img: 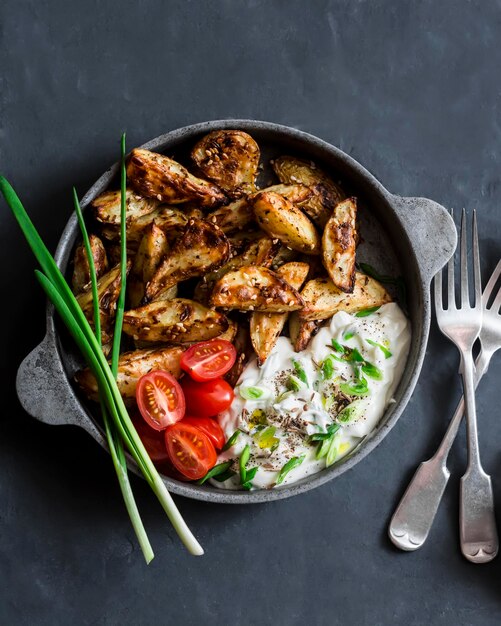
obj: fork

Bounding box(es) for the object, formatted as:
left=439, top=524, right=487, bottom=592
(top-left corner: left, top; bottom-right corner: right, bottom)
left=389, top=256, right=501, bottom=560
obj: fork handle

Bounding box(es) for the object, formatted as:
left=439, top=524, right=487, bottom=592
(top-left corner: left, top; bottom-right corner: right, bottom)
left=389, top=349, right=491, bottom=551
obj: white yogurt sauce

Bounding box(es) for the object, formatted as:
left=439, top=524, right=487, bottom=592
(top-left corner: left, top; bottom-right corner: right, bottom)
left=212, top=303, right=411, bottom=490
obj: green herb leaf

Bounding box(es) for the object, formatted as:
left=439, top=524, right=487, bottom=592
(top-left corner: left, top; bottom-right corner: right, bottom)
left=292, top=359, right=308, bottom=386
left=355, top=305, right=381, bottom=317
left=276, top=455, right=306, bottom=485
left=339, top=377, right=370, bottom=397
left=240, top=385, right=268, bottom=401
left=213, top=469, right=237, bottom=483
left=366, top=338, right=392, bottom=359
left=246, top=467, right=258, bottom=482
left=222, top=429, right=241, bottom=451
left=197, top=461, right=233, bottom=484
left=239, top=445, right=251, bottom=484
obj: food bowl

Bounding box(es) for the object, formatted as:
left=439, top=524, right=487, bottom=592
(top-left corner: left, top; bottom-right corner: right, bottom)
left=16, top=120, right=456, bottom=503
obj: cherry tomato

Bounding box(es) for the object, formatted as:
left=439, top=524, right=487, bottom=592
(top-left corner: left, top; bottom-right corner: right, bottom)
left=182, top=416, right=225, bottom=450
left=180, top=339, right=237, bottom=382
left=132, top=414, right=170, bottom=464
left=136, top=370, right=185, bottom=431
left=165, top=422, right=217, bottom=480
left=181, top=377, right=234, bottom=417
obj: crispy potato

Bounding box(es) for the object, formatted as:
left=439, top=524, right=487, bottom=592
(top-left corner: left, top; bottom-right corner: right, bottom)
left=288, top=313, right=322, bottom=352
left=145, top=219, right=231, bottom=300
left=123, top=298, right=228, bottom=343
left=253, top=183, right=312, bottom=206
left=270, top=245, right=298, bottom=270
left=191, top=130, right=260, bottom=196
left=75, top=346, right=185, bottom=402
left=129, top=223, right=170, bottom=307
left=72, top=234, right=109, bottom=293
left=127, top=148, right=227, bottom=208
left=225, top=323, right=252, bottom=387
left=76, top=262, right=131, bottom=349
left=206, top=197, right=253, bottom=234
left=272, top=156, right=345, bottom=227
left=194, top=236, right=280, bottom=303
left=250, top=262, right=309, bottom=364
left=322, top=198, right=357, bottom=293
left=251, top=191, right=320, bottom=254
left=227, top=230, right=268, bottom=255
left=92, top=188, right=159, bottom=228
left=299, top=272, right=392, bottom=321
left=211, top=266, right=305, bottom=312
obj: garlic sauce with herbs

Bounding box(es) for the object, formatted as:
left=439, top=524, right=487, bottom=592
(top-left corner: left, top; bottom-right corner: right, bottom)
left=212, top=303, right=410, bottom=490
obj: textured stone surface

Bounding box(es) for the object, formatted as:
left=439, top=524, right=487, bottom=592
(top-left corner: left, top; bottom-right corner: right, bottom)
left=2, top=1, right=501, bottom=624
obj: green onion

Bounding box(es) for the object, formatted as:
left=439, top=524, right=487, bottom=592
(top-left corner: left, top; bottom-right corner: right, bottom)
left=73, top=150, right=153, bottom=564
left=286, top=374, right=304, bottom=392
left=254, top=426, right=280, bottom=451
left=213, top=469, right=236, bottom=483
left=0, top=174, right=203, bottom=558
left=343, top=330, right=355, bottom=341
left=320, top=356, right=335, bottom=381
left=276, top=455, right=305, bottom=485
left=316, top=437, right=332, bottom=459
left=239, top=385, right=268, bottom=401
left=339, top=377, right=369, bottom=397
left=309, top=423, right=341, bottom=442
left=292, top=359, right=308, bottom=386
left=358, top=262, right=407, bottom=307
left=197, top=461, right=233, bottom=484
left=222, top=429, right=241, bottom=451
left=366, top=338, right=392, bottom=359
left=239, top=445, right=251, bottom=484
left=331, top=339, right=344, bottom=353
left=336, top=400, right=364, bottom=424
left=325, top=437, right=339, bottom=467
left=361, top=361, right=383, bottom=381
left=355, top=306, right=381, bottom=317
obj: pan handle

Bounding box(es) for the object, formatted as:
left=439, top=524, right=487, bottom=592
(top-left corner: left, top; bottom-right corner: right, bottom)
left=391, top=195, right=457, bottom=282
left=16, top=333, right=105, bottom=444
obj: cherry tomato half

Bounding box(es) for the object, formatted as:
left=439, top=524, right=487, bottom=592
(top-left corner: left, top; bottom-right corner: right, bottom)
left=180, top=339, right=237, bottom=382
left=181, top=377, right=235, bottom=417
left=182, top=416, right=225, bottom=450
left=165, top=422, right=217, bottom=480
left=136, top=370, right=185, bottom=431
left=132, top=414, right=170, bottom=464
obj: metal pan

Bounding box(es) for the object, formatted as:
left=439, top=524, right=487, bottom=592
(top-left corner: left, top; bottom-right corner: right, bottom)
left=16, top=120, right=456, bottom=503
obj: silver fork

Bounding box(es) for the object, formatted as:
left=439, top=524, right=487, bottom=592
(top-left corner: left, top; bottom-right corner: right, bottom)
left=389, top=257, right=501, bottom=559
left=389, top=210, right=498, bottom=563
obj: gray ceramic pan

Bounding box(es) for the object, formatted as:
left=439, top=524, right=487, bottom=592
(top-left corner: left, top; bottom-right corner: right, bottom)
left=16, top=120, right=456, bottom=504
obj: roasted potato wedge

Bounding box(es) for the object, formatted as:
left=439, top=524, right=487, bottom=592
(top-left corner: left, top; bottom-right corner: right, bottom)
left=211, top=266, right=305, bottom=312
left=145, top=219, right=231, bottom=300
left=206, top=197, right=253, bottom=234
left=251, top=191, right=320, bottom=254
left=191, top=130, right=260, bottom=196
left=72, top=234, right=109, bottom=293
left=75, top=346, right=185, bottom=402
left=92, top=188, right=159, bottom=228
left=250, top=262, right=309, bottom=364
left=322, top=197, right=357, bottom=293
left=254, top=183, right=312, bottom=206
left=270, top=245, right=298, bottom=270
left=225, top=323, right=252, bottom=387
left=227, top=230, right=268, bottom=255
left=76, top=262, right=131, bottom=349
left=194, top=236, right=280, bottom=304
left=272, top=156, right=345, bottom=227
left=288, top=313, right=322, bottom=352
left=99, top=206, right=189, bottom=246
left=299, top=272, right=392, bottom=321
left=129, top=223, right=170, bottom=307
left=123, top=298, right=229, bottom=343
left=127, top=148, right=227, bottom=208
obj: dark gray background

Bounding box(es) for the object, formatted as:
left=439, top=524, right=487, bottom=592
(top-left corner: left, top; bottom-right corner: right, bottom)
left=1, top=1, right=501, bottom=624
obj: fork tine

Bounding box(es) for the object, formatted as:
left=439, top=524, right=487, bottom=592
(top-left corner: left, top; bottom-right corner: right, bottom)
left=460, top=208, right=470, bottom=307
left=447, top=209, right=456, bottom=309
left=434, top=267, right=443, bottom=311
left=472, top=210, right=482, bottom=308
left=482, top=259, right=501, bottom=306
left=490, top=284, right=501, bottom=313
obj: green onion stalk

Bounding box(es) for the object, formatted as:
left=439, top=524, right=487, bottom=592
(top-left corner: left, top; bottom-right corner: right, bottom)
left=0, top=138, right=203, bottom=560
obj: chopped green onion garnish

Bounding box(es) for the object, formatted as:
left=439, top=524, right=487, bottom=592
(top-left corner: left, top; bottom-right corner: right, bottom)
left=321, top=356, right=335, bottom=381
left=361, top=361, right=383, bottom=381
left=339, top=377, right=369, bottom=397
left=331, top=339, right=344, bottom=353
left=276, top=455, right=305, bottom=485
left=239, top=445, right=251, bottom=484
left=213, top=469, right=237, bottom=483
left=355, top=306, right=381, bottom=317
left=255, top=426, right=280, bottom=451
left=197, top=461, right=233, bottom=484
left=239, top=385, right=268, bottom=401
left=286, top=374, right=305, bottom=392
left=292, top=359, right=308, bottom=386
left=222, top=429, right=241, bottom=451
left=336, top=400, right=364, bottom=424
left=366, top=338, right=392, bottom=359
left=326, top=437, right=339, bottom=467
left=343, top=330, right=355, bottom=341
